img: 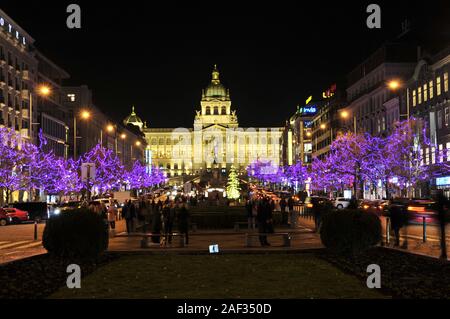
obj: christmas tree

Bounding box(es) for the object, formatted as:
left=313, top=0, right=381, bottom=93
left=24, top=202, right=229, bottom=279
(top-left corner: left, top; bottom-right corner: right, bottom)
left=226, top=165, right=241, bottom=200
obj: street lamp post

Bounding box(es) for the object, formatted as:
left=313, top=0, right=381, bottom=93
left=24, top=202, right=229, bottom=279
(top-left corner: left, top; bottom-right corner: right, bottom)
left=74, top=110, right=91, bottom=159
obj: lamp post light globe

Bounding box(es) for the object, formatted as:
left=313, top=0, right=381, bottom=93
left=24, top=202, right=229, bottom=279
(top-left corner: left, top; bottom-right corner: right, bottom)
left=37, top=84, right=51, bottom=97
left=80, top=110, right=91, bottom=120
left=388, top=80, right=400, bottom=90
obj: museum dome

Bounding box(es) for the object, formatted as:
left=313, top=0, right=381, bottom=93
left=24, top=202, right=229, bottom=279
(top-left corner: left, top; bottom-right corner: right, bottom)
left=204, top=65, right=229, bottom=99
left=123, top=105, right=144, bottom=131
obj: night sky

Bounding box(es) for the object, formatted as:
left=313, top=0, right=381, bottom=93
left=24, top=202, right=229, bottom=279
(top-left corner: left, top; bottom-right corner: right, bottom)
left=2, top=1, right=450, bottom=128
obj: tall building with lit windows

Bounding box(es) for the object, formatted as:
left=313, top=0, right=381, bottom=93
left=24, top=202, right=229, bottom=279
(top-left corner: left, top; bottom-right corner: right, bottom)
left=406, top=45, right=450, bottom=197
left=0, top=9, right=38, bottom=144
left=127, top=65, right=283, bottom=179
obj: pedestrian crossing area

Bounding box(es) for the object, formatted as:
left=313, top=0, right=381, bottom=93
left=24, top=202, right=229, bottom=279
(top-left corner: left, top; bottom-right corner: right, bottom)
left=0, top=240, right=42, bottom=250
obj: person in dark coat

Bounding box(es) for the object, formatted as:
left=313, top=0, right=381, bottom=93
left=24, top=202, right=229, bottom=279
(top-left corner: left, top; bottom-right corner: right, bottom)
left=256, top=198, right=272, bottom=246
left=245, top=199, right=255, bottom=230
left=162, top=202, right=175, bottom=244
left=151, top=204, right=162, bottom=243
left=124, top=200, right=136, bottom=234
left=279, top=198, right=288, bottom=225
left=177, top=202, right=190, bottom=245
left=389, top=201, right=406, bottom=247
left=432, top=190, right=448, bottom=259
left=287, top=196, right=296, bottom=228
left=122, top=201, right=130, bottom=233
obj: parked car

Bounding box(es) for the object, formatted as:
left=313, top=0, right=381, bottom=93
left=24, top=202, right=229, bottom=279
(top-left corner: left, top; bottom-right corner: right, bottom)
left=11, top=202, right=47, bottom=221
left=0, top=209, right=13, bottom=226
left=334, top=197, right=351, bottom=209
left=3, top=208, right=29, bottom=223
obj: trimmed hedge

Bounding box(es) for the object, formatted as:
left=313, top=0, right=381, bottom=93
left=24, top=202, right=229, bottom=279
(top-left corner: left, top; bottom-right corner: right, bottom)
left=320, top=209, right=381, bottom=255
left=43, top=209, right=108, bottom=260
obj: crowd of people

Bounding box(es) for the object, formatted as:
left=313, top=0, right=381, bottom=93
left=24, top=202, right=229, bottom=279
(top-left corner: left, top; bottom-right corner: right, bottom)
left=85, top=196, right=191, bottom=246
left=245, top=193, right=299, bottom=246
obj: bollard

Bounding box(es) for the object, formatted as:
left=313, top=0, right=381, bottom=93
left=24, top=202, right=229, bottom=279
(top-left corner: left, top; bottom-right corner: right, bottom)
left=422, top=216, right=427, bottom=243
left=386, top=217, right=390, bottom=244
left=34, top=220, right=38, bottom=241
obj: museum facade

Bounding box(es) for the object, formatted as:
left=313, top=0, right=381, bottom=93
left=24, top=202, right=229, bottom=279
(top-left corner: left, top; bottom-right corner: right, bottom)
left=124, top=66, right=283, bottom=178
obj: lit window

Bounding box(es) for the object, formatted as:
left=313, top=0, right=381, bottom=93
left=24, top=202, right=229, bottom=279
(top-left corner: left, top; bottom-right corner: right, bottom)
left=418, top=87, right=422, bottom=104
left=429, top=80, right=434, bottom=99
left=67, top=94, right=76, bottom=102
left=423, top=84, right=428, bottom=101
left=412, top=90, right=416, bottom=106
left=437, top=77, right=442, bottom=96
left=445, top=72, right=448, bottom=92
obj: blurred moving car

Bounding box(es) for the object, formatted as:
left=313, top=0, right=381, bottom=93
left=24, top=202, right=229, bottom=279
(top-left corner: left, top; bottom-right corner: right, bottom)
left=0, top=209, right=13, bottom=226
left=304, top=196, right=333, bottom=215
left=334, top=197, right=351, bottom=209
left=50, top=201, right=82, bottom=216
left=359, top=199, right=388, bottom=215
left=382, top=198, right=443, bottom=223
left=2, top=208, right=29, bottom=223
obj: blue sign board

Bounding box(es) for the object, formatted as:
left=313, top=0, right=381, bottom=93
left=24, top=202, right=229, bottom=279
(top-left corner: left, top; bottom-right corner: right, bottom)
left=299, top=105, right=317, bottom=115
left=436, top=176, right=450, bottom=186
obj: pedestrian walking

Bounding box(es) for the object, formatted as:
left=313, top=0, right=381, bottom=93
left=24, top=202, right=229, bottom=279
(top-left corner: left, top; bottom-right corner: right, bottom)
left=279, top=197, right=288, bottom=225
left=162, top=202, right=174, bottom=244
left=256, top=198, right=272, bottom=246
left=287, top=196, right=296, bottom=228
left=107, top=204, right=118, bottom=235
left=245, top=199, right=255, bottom=230
left=151, top=203, right=162, bottom=244
left=124, top=200, right=136, bottom=234
left=177, top=202, right=190, bottom=245
left=432, top=190, right=448, bottom=259
left=389, top=201, right=406, bottom=247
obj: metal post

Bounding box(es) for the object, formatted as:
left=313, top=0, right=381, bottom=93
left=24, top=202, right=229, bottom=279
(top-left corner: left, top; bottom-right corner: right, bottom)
left=386, top=217, right=390, bottom=244
left=34, top=220, right=38, bottom=241
left=73, top=117, right=77, bottom=159
left=422, top=216, right=427, bottom=243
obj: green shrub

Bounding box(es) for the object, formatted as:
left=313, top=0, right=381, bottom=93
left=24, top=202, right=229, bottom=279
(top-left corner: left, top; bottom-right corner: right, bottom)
left=43, top=209, right=108, bottom=259
left=320, top=209, right=381, bottom=255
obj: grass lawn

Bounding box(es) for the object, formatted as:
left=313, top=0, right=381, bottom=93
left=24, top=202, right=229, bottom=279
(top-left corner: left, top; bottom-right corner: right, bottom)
left=50, top=253, right=389, bottom=299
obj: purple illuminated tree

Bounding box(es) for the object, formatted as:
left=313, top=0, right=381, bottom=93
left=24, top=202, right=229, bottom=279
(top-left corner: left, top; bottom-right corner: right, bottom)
left=327, top=132, right=369, bottom=199
left=125, top=160, right=153, bottom=190
left=285, top=160, right=308, bottom=190
left=0, top=128, right=24, bottom=204
left=79, top=144, right=124, bottom=196
left=386, top=118, right=448, bottom=198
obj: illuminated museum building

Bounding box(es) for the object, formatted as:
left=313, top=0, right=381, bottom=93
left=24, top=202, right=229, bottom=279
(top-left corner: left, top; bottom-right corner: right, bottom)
left=124, top=66, right=283, bottom=177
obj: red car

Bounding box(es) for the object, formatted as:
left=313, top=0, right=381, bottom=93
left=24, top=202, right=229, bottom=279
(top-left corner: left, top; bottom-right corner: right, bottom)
left=3, top=208, right=29, bottom=223
left=0, top=209, right=12, bottom=226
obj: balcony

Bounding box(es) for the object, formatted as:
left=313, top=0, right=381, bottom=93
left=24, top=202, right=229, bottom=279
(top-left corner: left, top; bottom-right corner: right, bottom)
left=20, top=128, right=29, bottom=138
left=21, top=89, right=29, bottom=100
left=22, top=70, right=29, bottom=80
left=21, top=108, right=29, bottom=118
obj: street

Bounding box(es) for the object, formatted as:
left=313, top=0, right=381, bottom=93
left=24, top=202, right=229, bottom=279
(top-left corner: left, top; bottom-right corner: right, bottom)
left=0, top=222, right=46, bottom=264
left=297, top=213, right=450, bottom=259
